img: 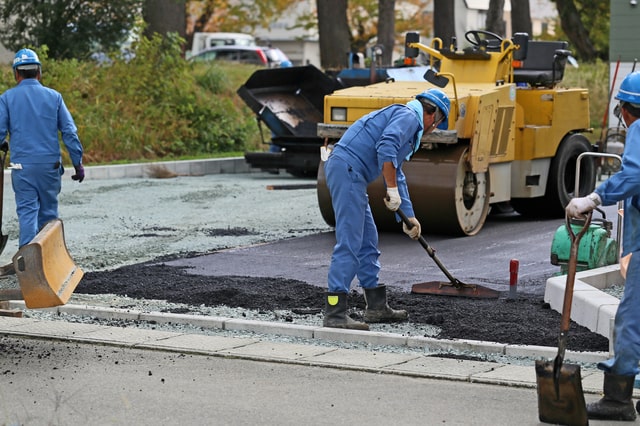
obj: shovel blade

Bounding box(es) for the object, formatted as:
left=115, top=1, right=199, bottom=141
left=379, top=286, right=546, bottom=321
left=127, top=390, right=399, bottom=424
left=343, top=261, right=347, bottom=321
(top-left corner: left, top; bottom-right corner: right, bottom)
left=535, top=359, right=588, bottom=426
left=13, top=219, right=83, bottom=309
left=0, top=234, right=7, bottom=257
left=411, top=281, right=500, bottom=299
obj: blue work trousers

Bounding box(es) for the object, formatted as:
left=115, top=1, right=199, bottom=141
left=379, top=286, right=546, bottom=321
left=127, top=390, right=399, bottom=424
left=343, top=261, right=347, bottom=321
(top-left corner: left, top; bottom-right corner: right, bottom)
left=325, top=156, right=380, bottom=293
left=11, top=163, right=62, bottom=247
left=598, top=249, right=640, bottom=376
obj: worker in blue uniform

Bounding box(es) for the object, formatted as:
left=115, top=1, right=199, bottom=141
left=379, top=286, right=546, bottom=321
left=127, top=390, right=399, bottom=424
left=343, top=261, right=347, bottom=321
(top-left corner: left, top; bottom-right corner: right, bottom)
left=0, top=48, right=85, bottom=248
left=566, top=71, right=640, bottom=421
left=323, top=88, right=450, bottom=330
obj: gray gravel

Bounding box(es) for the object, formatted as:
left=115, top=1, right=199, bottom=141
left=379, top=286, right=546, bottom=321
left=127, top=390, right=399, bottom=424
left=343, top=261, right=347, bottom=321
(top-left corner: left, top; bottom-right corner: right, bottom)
left=0, top=170, right=331, bottom=270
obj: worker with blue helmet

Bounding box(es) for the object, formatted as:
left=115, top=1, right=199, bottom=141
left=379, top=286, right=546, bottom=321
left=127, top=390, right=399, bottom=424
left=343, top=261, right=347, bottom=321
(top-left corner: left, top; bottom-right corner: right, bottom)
left=567, top=71, right=640, bottom=420
left=0, top=48, right=85, bottom=247
left=323, top=88, right=450, bottom=330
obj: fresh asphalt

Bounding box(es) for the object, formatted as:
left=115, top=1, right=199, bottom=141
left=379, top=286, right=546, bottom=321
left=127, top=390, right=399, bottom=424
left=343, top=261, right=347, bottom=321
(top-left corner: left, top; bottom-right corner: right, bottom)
left=0, top=158, right=626, bottom=425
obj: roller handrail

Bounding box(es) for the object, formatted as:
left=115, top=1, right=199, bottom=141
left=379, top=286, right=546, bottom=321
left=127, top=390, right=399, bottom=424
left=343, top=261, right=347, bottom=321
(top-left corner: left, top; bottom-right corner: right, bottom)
left=574, top=151, right=623, bottom=261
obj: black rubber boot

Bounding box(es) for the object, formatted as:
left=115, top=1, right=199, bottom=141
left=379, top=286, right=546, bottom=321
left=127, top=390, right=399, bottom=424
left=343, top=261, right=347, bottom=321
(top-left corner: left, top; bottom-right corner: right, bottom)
left=587, top=372, right=636, bottom=421
left=323, top=292, right=369, bottom=330
left=363, top=285, right=408, bottom=323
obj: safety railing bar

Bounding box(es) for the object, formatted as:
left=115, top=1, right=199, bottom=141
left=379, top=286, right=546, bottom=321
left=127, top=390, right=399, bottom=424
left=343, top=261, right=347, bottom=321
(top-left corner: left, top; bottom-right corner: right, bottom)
left=575, top=151, right=623, bottom=262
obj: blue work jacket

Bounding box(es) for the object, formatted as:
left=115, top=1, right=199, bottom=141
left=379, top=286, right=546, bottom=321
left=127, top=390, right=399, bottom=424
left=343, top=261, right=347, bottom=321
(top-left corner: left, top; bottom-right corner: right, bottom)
left=330, top=103, right=423, bottom=217
left=0, top=79, right=83, bottom=165
left=596, top=119, right=640, bottom=255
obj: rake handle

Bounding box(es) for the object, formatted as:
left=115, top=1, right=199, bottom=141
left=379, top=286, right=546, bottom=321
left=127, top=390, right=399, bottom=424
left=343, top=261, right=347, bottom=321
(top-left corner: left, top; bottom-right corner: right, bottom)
left=396, top=208, right=463, bottom=287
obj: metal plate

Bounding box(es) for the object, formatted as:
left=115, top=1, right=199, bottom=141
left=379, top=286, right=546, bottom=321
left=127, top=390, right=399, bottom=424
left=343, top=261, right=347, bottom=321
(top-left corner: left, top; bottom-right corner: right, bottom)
left=411, top=281, right=500, bottom=299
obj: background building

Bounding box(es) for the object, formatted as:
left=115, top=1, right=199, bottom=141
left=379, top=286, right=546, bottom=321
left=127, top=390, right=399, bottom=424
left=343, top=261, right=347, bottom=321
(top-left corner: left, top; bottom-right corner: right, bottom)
left=608, top=0, right=640, bottom=127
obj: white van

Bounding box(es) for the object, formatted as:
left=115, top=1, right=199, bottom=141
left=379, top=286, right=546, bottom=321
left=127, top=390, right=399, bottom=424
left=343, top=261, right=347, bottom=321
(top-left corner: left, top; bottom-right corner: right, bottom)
left=190, top=32, right=256, bottom=57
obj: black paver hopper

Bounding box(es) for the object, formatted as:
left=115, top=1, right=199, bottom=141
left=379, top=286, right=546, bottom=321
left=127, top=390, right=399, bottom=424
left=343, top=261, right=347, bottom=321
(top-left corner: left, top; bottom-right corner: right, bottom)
left=238, top=65, right=343, bottom=177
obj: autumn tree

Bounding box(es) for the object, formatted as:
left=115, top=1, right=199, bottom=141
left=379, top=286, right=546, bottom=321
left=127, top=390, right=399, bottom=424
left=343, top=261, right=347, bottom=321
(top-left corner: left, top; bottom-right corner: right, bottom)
left=185, top=0, right=430, bottom=69
left=0, top=0, right=143, bottom=60
left=185, top=0, right=298, bottom=49
left=338, top=0, right=432, bottom=68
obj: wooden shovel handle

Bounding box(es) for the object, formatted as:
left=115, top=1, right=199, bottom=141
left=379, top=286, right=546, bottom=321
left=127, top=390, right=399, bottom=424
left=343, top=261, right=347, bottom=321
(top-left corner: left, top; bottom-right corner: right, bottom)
left=560, top=211, right=593, bottom=333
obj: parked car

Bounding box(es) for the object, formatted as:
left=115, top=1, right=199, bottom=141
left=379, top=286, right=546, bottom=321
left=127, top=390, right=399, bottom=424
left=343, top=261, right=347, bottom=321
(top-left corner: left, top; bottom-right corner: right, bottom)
left=189, top=46, right=292, bottom=68
left=190, top=32, right=256, bottom=57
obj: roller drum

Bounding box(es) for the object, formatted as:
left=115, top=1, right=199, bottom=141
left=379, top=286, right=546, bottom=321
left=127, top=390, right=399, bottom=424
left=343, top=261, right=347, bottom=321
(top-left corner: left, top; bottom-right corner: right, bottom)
left=317, top=145, right=490, bottom=236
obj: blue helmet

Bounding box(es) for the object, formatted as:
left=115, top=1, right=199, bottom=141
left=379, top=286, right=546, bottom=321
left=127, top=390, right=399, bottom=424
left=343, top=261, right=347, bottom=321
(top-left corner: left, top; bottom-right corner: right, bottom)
left=616, top=72, right=640, bottom=107
left=416, top=88, right=450, bottom=130
left=13, top=48, right=41, bottom=71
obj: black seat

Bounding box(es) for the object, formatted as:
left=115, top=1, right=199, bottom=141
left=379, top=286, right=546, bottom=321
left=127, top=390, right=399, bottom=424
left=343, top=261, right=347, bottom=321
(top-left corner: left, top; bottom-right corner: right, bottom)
left=513, top=41, right=571, bottom=87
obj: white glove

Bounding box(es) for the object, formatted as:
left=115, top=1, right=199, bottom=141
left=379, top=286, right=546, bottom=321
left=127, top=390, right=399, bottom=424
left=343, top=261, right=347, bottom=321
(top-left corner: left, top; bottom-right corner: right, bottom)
left=403, top=217, right=421, bottom=240
left=384, top=187, right=401, bottom=211
left=565, top=193, right=601, bottom=218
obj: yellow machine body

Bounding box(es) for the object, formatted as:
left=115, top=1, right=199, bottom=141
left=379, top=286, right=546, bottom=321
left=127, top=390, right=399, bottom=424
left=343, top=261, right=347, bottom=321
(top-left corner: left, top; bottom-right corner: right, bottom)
left=317, top=32, right=595, bottom=235
left=13, top=219, right=83, bottom=309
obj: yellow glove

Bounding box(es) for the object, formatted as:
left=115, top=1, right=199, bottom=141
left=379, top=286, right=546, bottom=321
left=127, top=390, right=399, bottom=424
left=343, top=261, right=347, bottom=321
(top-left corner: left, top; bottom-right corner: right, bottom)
left=402, top=217, right=421, bottom=240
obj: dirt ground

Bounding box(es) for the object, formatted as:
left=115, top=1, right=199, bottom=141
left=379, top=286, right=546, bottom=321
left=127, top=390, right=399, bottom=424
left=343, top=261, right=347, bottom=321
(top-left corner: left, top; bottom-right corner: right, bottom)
left=77, top=261, right=610, bottom=353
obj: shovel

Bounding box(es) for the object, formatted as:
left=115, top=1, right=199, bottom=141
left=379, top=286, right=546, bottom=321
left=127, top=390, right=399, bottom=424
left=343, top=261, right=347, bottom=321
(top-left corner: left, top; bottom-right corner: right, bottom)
left=396, top=208, right=500, bottom=298
left=535, top=211, right=592, bottom=426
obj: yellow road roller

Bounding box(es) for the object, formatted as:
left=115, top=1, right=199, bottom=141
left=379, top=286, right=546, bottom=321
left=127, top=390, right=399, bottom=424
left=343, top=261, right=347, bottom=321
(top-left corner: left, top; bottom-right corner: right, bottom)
left=317, top=31, right=596, bottom=236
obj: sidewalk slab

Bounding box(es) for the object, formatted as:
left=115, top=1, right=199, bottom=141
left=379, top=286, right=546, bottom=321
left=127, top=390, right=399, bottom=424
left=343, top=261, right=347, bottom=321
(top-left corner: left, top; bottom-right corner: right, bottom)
left=472, top=364, right=537, bottom=387
left=4, top=318, right=109, bottom=338
left=305, top=347, right=422, bottom=369
left=219, top=340, right=337, bottom=361
left=77, top=326, right=182, bottom=345
left=146, top=333, right=261, bottom=353
left=385, top=355, right=499, bottom=380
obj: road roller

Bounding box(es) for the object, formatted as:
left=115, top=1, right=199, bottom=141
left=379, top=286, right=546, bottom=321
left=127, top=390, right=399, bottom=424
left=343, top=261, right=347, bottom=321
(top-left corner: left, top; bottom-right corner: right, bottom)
left=317, top=30, right=596, bottom=236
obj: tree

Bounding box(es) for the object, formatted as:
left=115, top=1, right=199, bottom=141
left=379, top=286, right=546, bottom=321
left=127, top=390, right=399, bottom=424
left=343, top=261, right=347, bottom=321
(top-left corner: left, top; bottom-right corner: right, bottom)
left=143, top=0, right=186, bottom=41
left=0, top=0, right=143, bottom=60
left=433, top=0, right=454, bottom=43
left=510, top=0, right=532, bottom=36
left=553, top=0, right=601, bottom=61
left=485, top=0, right=505, bottom=36
left=185, top=0, right=298, bottom=56
left=317, top=0, right=351, bottom=69
left=377, top=0, right=395, bottom=66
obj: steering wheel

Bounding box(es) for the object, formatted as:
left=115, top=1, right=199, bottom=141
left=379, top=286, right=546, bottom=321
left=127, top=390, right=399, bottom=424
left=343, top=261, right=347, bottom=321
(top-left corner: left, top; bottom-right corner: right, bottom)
left=465, top=30, right=503, bottom=50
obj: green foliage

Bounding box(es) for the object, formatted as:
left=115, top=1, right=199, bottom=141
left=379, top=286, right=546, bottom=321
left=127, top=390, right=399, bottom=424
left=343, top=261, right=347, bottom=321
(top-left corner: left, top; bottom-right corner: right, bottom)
left=549, top=0, right=609, bottom=61
left=562, top=59, right=610, bottom=139
left=0, top=33, right=261, bottom=164
left=0, top=0, right=143, bottom=60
